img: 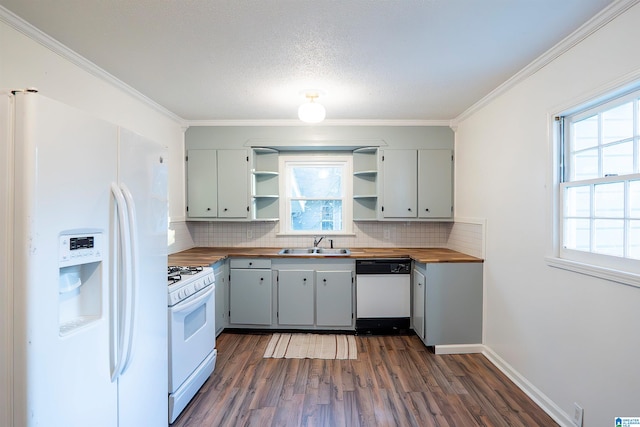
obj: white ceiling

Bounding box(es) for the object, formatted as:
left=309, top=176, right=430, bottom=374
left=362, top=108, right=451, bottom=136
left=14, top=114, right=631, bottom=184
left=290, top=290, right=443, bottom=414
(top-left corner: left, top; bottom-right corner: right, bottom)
left=0, top=0, right=615, bottom=122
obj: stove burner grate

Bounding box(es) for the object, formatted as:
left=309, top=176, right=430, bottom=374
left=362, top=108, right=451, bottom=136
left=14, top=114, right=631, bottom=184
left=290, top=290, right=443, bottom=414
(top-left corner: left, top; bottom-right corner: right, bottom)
left=167, top=265, right=205, bottom=285
left=168, top=265, right=203, bottom=275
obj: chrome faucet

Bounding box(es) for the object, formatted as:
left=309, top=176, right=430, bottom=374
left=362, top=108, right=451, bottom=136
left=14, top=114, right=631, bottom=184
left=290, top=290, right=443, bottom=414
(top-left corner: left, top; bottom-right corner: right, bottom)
left=313, top=235, right=325, bottom=247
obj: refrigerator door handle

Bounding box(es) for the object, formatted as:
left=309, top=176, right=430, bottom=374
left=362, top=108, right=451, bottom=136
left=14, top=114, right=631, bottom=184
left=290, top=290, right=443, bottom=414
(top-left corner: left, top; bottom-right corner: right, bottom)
left=119, top=183, right=138, bottom=374
left=110, top=183, right=133, bottom=382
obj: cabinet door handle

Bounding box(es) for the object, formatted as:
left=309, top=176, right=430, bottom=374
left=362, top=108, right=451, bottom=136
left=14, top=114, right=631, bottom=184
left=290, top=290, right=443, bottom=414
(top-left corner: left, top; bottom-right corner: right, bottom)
left=224, top=208, right=228, bottom=211
left=408, top=208, right=412, bottom=211
left=425, top=208, right=430, bottom=212
left=206, top=207, right=211, bottom=211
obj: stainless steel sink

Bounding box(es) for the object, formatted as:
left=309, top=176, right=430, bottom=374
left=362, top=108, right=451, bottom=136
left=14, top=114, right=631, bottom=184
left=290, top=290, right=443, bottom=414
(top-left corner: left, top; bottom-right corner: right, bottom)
left=314, top=248, right=350, bottom=255
left=278, top=248, right=317, bottom=255
left=278, top=248, right=351, bottom=256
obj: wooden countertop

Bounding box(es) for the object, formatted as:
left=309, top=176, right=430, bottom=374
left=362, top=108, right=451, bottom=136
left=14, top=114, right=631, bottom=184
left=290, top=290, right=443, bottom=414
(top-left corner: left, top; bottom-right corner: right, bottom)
left=168, top=247, right=483, bottom=266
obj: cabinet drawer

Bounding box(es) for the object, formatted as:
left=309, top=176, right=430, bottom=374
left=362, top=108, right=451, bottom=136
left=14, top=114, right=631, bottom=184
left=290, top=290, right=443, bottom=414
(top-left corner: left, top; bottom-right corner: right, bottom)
left=229, top=258, right=271, bottom=269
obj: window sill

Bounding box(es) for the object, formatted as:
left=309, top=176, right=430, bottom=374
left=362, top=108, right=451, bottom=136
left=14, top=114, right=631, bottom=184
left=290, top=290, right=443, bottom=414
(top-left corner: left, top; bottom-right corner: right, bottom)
left=545, top=256, right=640, bottom=289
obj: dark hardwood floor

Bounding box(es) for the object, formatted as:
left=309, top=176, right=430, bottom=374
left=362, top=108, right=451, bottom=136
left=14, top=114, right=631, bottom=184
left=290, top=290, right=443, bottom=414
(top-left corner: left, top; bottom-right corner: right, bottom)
left=171, top=332, right=558, bottom=427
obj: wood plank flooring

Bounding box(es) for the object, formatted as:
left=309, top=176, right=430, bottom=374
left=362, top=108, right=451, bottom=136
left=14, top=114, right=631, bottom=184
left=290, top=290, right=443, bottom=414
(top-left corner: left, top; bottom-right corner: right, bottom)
left=171, top=332, right=558, bottom=427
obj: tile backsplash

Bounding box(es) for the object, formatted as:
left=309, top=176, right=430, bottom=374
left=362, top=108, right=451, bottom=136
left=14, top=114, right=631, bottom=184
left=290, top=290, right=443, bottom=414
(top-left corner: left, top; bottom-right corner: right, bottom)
left=170, top=219, right=484, bottom=258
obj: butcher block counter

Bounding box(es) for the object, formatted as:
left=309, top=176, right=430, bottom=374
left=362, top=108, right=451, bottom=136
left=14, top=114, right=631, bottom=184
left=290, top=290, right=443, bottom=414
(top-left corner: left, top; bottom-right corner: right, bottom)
left=168, top=247, right=482, bottom=266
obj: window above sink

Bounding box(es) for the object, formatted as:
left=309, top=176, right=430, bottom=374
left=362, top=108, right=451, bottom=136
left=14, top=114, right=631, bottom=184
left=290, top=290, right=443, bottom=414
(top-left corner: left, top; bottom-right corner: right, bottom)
left=279, top=153, right=353, bottom=235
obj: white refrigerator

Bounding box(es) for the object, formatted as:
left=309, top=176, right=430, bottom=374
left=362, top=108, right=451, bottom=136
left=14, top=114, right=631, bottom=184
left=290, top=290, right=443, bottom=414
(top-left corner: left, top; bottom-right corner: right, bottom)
left=0, top=91, right=169, bottom=426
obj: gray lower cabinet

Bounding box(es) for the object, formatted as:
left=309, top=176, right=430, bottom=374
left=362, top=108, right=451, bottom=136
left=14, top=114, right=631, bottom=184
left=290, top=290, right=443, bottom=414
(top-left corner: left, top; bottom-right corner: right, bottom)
left=213, top=260, right=228, bottom=335
left=229, top=259, right=272, bottom=325
left=316, top=271, right=353, bottom=327
left=414, top=262, right=483, bottom=346
left=277, top=270, right=314, bottom=325
left=274, top=259, right=355, bottom=330
left=412, top=269, right=426, bottom=341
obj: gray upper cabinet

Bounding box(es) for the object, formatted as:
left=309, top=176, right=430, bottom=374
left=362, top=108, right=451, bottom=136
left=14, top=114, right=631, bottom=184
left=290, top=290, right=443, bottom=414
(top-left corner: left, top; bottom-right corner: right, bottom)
left=186, top=149, right=249, bottom=220
left=381, top=149, right=418, bottom=218
left=186, top=149, right=218, bottom=218
left=217, top=150, right=249, bottom=218
left=418, top=149, right=453, bottom=219
left=380, top=149, right=453, bottom=221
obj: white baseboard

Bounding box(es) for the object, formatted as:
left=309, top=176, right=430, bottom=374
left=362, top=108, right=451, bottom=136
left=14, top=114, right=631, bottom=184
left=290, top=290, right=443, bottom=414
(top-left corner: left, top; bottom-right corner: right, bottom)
left=434, top=343, right=484, bottom=354
left=482, top=346, right=574, bottom=427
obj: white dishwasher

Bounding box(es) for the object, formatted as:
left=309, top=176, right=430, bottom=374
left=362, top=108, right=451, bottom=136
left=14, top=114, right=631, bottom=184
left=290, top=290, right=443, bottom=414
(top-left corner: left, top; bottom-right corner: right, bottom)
left=355, top=259, right=411, bottom=334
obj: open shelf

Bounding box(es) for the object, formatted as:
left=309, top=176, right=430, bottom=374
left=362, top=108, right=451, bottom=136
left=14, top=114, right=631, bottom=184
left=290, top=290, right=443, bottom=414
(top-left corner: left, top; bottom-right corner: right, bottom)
left=251, top=148, right=280, bottom=220
left=353, top=147, right=379, bottom=220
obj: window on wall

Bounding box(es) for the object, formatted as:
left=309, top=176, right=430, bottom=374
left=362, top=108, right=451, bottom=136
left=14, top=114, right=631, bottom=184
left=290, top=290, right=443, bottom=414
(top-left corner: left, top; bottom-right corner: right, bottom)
left=279, top=154, right=353, bottom=234
left=559, top=88, right=640, bottom=275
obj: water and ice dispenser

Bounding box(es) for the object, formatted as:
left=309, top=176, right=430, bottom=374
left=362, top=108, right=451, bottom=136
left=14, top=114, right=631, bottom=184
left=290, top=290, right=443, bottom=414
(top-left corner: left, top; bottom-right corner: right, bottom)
left=58, top=231, right=103, bottom=336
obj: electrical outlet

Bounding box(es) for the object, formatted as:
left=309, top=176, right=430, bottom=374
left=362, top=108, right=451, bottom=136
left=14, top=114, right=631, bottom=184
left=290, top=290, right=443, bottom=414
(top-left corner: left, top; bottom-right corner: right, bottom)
left=573, top=403, right=583, bottom=427
left=246, top=229, right=253, bottom=239
left=383, top=228, right=390, bottom=240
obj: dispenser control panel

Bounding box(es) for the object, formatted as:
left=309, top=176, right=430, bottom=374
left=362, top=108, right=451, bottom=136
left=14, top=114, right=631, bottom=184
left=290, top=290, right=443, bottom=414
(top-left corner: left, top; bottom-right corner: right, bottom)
left=59, top=232, right=103, bottom=267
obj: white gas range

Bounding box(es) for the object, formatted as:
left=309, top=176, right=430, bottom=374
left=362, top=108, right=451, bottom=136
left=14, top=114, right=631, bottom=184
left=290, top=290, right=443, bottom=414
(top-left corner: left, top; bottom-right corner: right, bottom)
left=167, top=266, right=217, bottom=424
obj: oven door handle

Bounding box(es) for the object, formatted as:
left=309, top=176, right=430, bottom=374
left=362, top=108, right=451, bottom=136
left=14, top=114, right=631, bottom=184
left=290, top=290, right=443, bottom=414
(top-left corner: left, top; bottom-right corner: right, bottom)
left=171, top=285, right=214, bottom=316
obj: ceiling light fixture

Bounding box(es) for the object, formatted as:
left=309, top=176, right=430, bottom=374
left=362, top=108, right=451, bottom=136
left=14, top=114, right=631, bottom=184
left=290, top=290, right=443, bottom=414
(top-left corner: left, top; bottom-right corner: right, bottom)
left=298, top=91, right=326, bottom=123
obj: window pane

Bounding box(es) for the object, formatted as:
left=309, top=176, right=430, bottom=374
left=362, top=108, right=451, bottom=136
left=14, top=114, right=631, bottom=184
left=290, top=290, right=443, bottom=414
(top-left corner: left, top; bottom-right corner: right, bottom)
left=564, top=218, right=590, bottom=251
left=602, top=141, right=633, bottom=176
left=572, top=115, right=598, bottom=150
left=630, top=180, right=640, bottom=218
left=289, top=166, right=342, bottom=198
left=572, top=148, right=598, bottom=180
left=290, top=200, right=343, bottom=231
left=602, top=102, right=633, bottom=144
left=593, top=219, right=624, bottom=256
left=565, top=186, right=590, bottom=217
left=628, top=220, right=640, bottom=259
left=594, top=182, right=624, bottom=218
left=562, top=92, right=640, bottom=268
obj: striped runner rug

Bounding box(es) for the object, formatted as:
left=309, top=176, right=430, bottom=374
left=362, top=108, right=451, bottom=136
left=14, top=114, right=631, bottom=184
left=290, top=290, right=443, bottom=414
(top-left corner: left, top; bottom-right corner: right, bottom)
left=263, top=333, right=357, bottom=360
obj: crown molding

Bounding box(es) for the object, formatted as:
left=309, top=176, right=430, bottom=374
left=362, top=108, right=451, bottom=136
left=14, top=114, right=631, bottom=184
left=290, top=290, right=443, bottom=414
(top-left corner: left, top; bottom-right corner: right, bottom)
left=0, top=6, right=187, bottom=127
left=451, top=0, right=640, bottom=128
left=186, top=119, right=451, bottom=127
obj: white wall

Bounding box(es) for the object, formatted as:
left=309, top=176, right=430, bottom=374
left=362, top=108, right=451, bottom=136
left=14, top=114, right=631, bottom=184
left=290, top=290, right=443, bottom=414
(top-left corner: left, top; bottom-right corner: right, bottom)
left=455, top=3, right=640, bottom=426
left=0, top=16, right=185, bottom=426
left=0, top=19, right=186, bottom=222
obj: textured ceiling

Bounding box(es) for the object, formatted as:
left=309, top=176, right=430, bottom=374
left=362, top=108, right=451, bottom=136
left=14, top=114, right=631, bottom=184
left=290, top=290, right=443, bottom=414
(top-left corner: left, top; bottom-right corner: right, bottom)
left=0, top=0, right=615, bottom=122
